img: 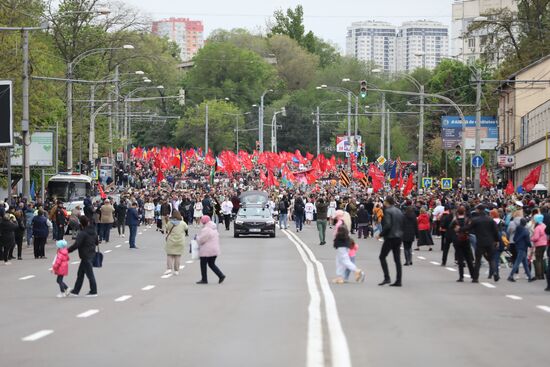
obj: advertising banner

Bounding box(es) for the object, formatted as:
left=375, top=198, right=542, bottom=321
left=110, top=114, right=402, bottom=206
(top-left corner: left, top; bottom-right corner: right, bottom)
left=441, top=116, right=498, bottom=150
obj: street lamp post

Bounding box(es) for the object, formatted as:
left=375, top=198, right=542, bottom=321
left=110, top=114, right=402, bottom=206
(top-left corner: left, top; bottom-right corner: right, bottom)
left=259, top=89, right=273, bottom=152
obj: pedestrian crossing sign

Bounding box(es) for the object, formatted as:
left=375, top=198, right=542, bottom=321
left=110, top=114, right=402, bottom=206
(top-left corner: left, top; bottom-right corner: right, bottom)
left=377, top=156, right=386, bottom=166
left=441, top=178, right=453, bottom=190
left=422, top=177, right=433, bottom=189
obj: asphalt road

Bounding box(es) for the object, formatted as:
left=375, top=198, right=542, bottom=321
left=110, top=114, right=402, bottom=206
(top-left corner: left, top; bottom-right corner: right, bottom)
left=1, top=221, right=549, bottom=367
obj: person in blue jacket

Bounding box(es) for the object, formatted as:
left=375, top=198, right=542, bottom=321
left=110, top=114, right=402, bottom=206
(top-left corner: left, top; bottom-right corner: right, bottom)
left=126, top=202, right=140, bottom=249
left=508, top=218, right=535, bottom=282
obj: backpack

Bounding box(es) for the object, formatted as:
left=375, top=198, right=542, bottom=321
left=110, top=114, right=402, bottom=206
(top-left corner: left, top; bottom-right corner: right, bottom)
left=455, top=218, right=469, bottom=242
left=278, top=201, right=286, bottom=211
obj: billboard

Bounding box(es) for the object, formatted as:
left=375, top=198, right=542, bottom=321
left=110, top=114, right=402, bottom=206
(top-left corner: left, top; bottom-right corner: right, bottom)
left=0, top=80, right=13, bottom=147
left=441, top=116, right=498, bottom=150
left=336, top=135, right=362, bottom=153
left=10, top=131, right=54, bottom=167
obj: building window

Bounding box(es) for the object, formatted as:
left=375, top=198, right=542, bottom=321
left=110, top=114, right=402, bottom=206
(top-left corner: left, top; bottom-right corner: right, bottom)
left=468, top=38, right=475, bottom=48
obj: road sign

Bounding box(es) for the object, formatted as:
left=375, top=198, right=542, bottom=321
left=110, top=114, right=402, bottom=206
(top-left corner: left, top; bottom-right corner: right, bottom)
left=471, top=155, right=484, bottom=168
left=116, top=152, right=124, bottom=162
left=360, top=156, right=368, bottom=166
left=422, top=177, right=433, bottom=189
left=441, top=178, right=453, bottom=190
left=336, top=135, right=362, bottom=153
left=10, top=131, right=54, bottom=166
left=0, top=80, right=13, bottom=147
left=497, top=155, right=515, bottom=167
left=377, top=156, right=386, bottom=166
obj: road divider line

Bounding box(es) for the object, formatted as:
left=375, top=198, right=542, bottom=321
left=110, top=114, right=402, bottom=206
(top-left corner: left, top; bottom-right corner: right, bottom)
left=185, top=260, right=194, bottom=264
left=161, top=274, right=172, bottom=279
left=114, top=295, right=132, bottom=302
left=115, top=245, right=121, bottom=248
left=287, top=229, right=352, bottom=367
left=179, top=265, right=185, bottom=269
left=536, top=305, right=550, bottom=313
left=506, top=295, right=523, bottom=300
left=104, top=250, right=112, bottom=254
left=417, top=256, right=426, bottom=260
left=430, top=261, right=441, bottom=265
left=142, top=285, right=156, bottom=291
left=138, top=232, right=143, bottom=235
left=76, top=309, right=99, bottom=318
left=480, top=282, right=496, bottom=289
left=464, top=274, right=471, bottom=278
left=282, top=230, right=324, bottom=367
left=70, top=261, right=80, bottom=265
left=22, top=329, right=54, bottom=342
left=19, top=275, right=35, bottom=280
left=124, top=241, right=129, bottom=243
left=445, top=267, right=457, bottom=272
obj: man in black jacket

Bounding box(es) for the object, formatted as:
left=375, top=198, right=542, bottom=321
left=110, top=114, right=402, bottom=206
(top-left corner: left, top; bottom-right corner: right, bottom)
left=378, top=196, right=405, bottom=287
left=69, top=216, right=98, bottom=297
left=469, top=204, right=499, bottom=283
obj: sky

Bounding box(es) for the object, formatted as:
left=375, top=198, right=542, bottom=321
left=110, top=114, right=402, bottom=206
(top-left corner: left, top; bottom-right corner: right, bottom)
left=122, top=0, right=454, bottom=51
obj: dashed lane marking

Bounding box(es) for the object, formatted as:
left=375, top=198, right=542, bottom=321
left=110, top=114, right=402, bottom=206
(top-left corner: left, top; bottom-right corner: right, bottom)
left=506, top=295, right=523, bottom=300
left=179, top=265, right=185, bottom=269
left=417, top=256, right=426, bottom=260
left=430, top=261, right=441, bottom=265
left=161, top=274, right=172, bottom=279
left=114, top=295, right=132, bottom=302
left=124, top=241, right=129, bottom=243
left=70, top=261, right=80, bottom=265
left=115, top=245, right=122, bottom=248
left=536, top=305, right=550, bottom=313
left=138, top=232, right=143, bottom=235
left=76, top=309, right=99, bottom=318
left=464, top=274, right=471, bottom=279
left=142, top=285, right=156, bottom=291
left=481, top=282, right=496, bottom=289
left=19, top=275, right=35, bottom=280
left=22, top=330, right=54, bottom=342
left=185, top=260, right=194, bottom=264
left=104, top=250, right=112, bottom=254
left=446, top=267, right=457, bottom=272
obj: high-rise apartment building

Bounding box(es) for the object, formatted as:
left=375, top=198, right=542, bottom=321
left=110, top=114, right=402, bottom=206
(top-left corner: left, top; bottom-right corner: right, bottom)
left=346, top=21, right=397, bottom=73
left=396, top=20, right=449, bottom=73
left=451, top=0, right=517, bottom=65
left=151, top=18, right=204, bottom=62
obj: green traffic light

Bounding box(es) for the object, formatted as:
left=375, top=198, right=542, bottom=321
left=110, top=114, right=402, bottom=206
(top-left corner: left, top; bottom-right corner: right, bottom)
left=360, top=92, right=367, bottom=98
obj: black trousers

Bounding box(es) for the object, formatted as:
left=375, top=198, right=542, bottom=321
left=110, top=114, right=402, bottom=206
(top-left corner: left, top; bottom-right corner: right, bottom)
left=117, top=219, right=125, bottom=235
left=12, top=235, right=23, bottom=259
left=441, top=235, right=451, bottom=266
left=33, top=237, right=46, bottom=258
left=473, top=245, right=496, bottom=281
left=454, top=242, right=474, bottom=279
left=403, top=241, right=413, bottom=265
left=72, top=259, right=97, bottom=295
left=546, top=246, right=550, bottom=289
left=379, top=238, right=402, bottom=283
left=199, top=256, right=224, bottom=283
left=1, top=243, right=13, bottom=262
left=55, top=225, right=65, bottom=240
left=223, top=214, right=231, bottom=230
left=56, top=275, right=68, bottom=292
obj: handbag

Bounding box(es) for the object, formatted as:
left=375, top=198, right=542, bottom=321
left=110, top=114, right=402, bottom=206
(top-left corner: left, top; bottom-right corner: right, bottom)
left=190, top=239, right=199, bottom=260
left=92, top=246, right=103, bottom=268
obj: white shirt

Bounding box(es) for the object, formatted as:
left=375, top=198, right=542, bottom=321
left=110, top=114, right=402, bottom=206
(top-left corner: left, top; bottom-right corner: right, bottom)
left=305, top=202, right=315, bottom=213
left=221, top=200, right=233, bottom=215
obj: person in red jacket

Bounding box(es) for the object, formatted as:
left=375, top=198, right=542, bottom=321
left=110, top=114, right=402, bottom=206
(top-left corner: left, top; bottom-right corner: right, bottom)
left=52, top=240, right=70, bottom=298
left=416, top=208, right=434, bottom=251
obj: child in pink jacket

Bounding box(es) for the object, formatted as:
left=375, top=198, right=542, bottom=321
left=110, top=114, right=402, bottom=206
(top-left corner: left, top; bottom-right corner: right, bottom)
left=344, top=240, right=360, bottom=281
left=52, top=240, right=70, bottom=298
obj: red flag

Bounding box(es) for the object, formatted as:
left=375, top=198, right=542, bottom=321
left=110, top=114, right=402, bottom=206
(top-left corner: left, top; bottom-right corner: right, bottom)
left=97, top=181, right=106, bottom=199
left=205, top=154, right=216, bottom=166
left=522, top=165, right=542, bottom=192
left=259, top=170, right=267, bottom=187
left=156, top=169, right=164, bottom=185
left=505, top=180, right=514, bottom=195
left=480, top=165, right=492, bottom=188
left=306, top=152, right=314, bottom=161
left=403, top=174, right=415, bottom=196
left=397, top=170, right=404, bottom=190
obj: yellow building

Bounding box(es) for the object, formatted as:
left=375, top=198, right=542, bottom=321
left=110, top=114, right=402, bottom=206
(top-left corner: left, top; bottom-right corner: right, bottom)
left=498, top=55, right=550, bottom=190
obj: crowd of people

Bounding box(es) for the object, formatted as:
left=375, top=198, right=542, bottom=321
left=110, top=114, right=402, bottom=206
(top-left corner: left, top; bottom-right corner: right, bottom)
left=1, top=151, right=549, bottom=296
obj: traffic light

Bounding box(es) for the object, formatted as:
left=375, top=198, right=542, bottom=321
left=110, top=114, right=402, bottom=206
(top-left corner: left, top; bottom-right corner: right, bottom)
left=454, top=144, right=462, bottom=163
left=360, top=80, right=368, bottom=98
left=255, top=141, right=260, bottom=151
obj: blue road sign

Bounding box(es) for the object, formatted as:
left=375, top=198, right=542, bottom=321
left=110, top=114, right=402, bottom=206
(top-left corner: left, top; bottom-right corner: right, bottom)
left=422, top=177, right=433, bottom=189
left=471, top=155, right=484, bottom=168
left=441, top=178, right=453, bottom=190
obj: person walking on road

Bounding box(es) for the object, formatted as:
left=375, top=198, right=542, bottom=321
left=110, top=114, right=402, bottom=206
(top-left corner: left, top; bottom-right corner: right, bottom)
left=402, top=206, right=418, bottom=266
left=508, top=218, right=535, bottom=282
left=221, top=197, right=233, bottom=231
left=99, top=199, right=115, bottom=243
left=449, top=206, right=475, bottom=282
left=530, top=214, right=547, bottom=280
left=31, top=209, right=49, bottom=259
left=469, top=204, right=499, bottom=283
left=332, top=223, right=365, bottom=284
left=115, top=199, right=127, bottom=237
left=52, top=240, right=70, bottom=297
left=68, top=216, right=98, bottom=297
left=315, top=197, right=329, bottom=245
left=294, top=195, right=305, bottom=232
left=0, top=209, right=18, bottom=265
left=377, top=196, right=405, bottom=287
left=164, top=211, right=188, bottom=276
left=196, top=216, right=225, bottom=285
left=416, top=207, right=434, bottom=251
left=278, top=196, right=289, bottom=230
left=126, top=202, right=140, bottom=249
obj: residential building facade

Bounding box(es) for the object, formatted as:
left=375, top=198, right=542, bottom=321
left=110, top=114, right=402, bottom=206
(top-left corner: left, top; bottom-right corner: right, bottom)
left=396, top=20, right=449, bottom=73
left=497, top=55, right=550, bottom=190
left=151, top=18, right=204, bottom=62
left=346, top=21, right=397, bottom=73
left=451, top=0, right=517, bottom=65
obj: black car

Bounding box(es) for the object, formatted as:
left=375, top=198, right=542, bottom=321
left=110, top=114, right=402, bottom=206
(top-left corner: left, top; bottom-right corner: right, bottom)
left=234, top=191, right=275, bottom=238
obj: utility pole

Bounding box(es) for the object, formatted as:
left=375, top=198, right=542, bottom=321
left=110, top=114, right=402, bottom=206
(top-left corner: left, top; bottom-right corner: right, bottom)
left=66, top=61, right=74, bottom=171
left=380, top=93, right=385, bottom=158
left=108, top=92, right=113, bottom=161
left=88, top=84, right=95, bottom=162
left=474, top=68, right=482, bottom=193
left=354, top=95, right=359, bottom=155
left=387, top=109, right=391, bottom=161
left=347, top=91, right=352, bottom=171
left=235, top=115, right=239, bottom=153
left=114, top=66, right=120, bottom=146
left=417, top=85, right=425, bottom=188
left=316, top=106, right=320, bottom=156
left=21, top=30, right=30, bottom=196
left=259, top=94, right=264, bottom=152
left=205, top=103, right=209, bottom=154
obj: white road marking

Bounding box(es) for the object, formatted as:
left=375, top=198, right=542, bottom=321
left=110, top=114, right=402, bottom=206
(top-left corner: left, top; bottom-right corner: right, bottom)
left=115, top=245, right=121, bottom=248
left=142, top=285, right=156, bottom=291
left=76, top=309, right=99, bottom=318
left=464, top=274, right=471, bottom=279
left=185, top=260, right=194, bottom=264
left=48, top=267, right=52, bottom=271
left=114, top=295, right=132, bottom=302
left=481, top=282, right=496, bottom=289
left=446, top=267, right=457, bottom=272
left=430, top=261, right=441, bottom=265
left=104, top=250, right=112, bottom=254
left=71, top=261, right=80, bottom=265
left=138, top=232, right=143, bottom=235
left=286, top=229, right=352, bottom=367
left=19, top=275, right=35, bottom=280
left=282, top=230, right=324, bottom=367
left=506, top=295, right=523, bottom=300
left=124, top=241, right=129, bottom=243
left=161, top=274, right=172, bottom=279
left=22, top=330, right=54, bottom=342
left=536, top=305, right=550, bottom=313
left=179, top=265, right=185, bottom=269
left=417, top=256, right=426, bottom=260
